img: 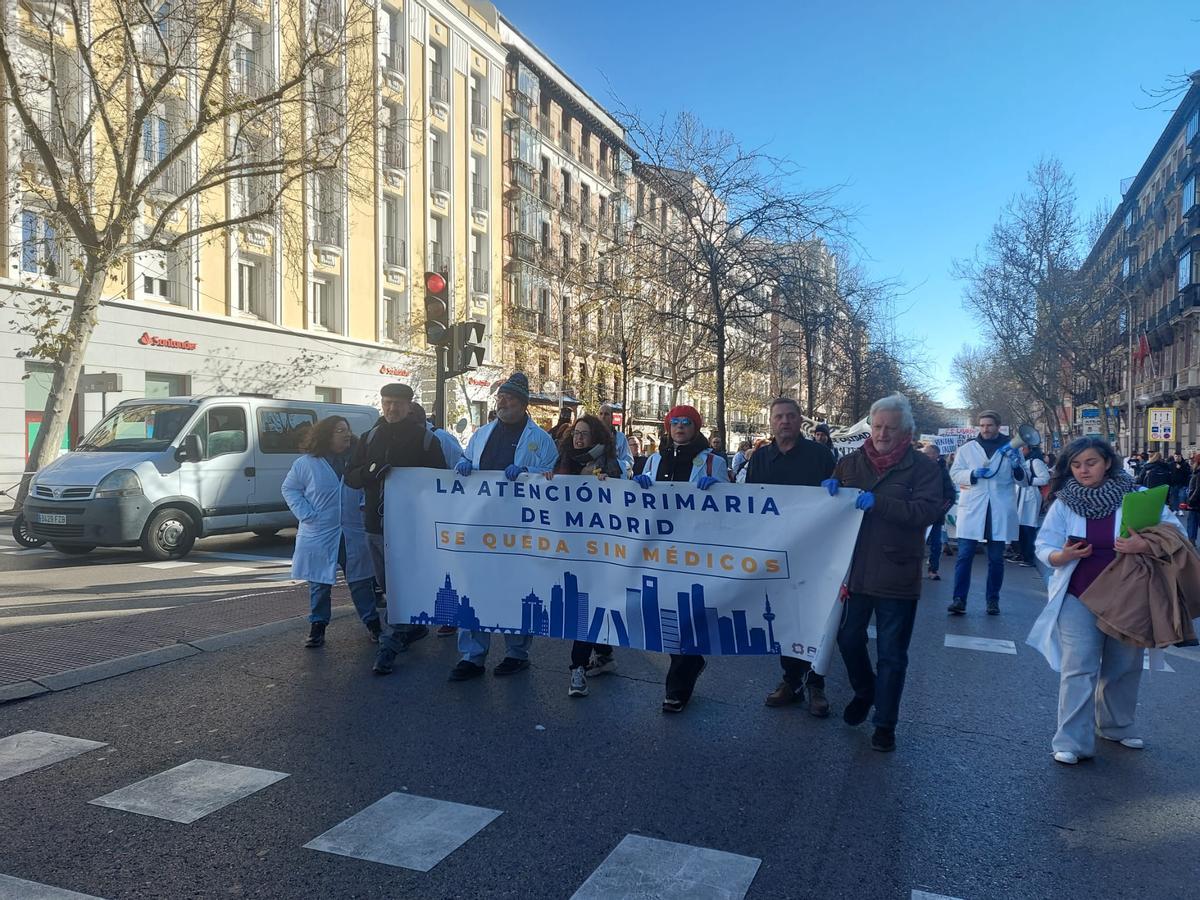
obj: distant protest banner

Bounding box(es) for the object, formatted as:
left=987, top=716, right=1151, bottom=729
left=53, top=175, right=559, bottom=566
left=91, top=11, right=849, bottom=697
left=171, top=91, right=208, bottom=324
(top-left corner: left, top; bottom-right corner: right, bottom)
left=383, top=471, right=864, bottom=669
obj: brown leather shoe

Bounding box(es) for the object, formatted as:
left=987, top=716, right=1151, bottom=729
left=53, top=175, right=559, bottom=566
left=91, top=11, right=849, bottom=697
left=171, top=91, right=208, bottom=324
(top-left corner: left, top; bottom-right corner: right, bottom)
left=807, top=684, right=831, bottom=718
left=764, top=680, right=803, bottom=707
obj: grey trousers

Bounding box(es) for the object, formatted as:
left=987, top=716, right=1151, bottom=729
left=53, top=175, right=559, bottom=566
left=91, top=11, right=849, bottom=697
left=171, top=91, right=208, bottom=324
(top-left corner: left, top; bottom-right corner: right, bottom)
left=458, top=629, right=533, bottom=665
left=1054, top=593, right=1144, bottom=756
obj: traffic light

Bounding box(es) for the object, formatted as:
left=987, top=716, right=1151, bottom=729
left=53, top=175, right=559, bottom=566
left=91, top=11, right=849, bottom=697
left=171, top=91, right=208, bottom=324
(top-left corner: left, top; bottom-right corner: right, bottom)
left=423, top=270, right=450, bottom=345
left=448, top=321, right=486, bottom=376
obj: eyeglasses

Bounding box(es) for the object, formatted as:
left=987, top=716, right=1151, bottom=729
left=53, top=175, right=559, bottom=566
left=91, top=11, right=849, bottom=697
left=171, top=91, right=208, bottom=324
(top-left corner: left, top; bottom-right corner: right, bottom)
left=669, top=417, right=693, bottom=426
left=332, top=426, right=351, bottom=435
left=573, top=430, right=592, bottom=439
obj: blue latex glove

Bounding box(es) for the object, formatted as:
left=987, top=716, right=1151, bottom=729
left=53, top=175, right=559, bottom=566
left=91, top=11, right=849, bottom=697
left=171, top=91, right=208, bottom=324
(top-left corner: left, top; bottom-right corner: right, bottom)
left=855, top=491, right=875, bottom=511
left=504, top=464, right=527, bottom=481
left=972, top=466, right=990, bottom=480
left=633, top=474, right=654, bottom=489
left=696, top=475, right=720, bottom=491
left=454, top=458, right=472, bottom=476
left=821, top=478, right=840, bottom=496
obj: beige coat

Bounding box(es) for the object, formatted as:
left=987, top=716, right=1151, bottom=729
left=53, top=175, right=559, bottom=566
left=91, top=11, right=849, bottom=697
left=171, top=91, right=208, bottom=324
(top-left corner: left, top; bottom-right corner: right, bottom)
left=1080, top=524, right=1200, bottom=648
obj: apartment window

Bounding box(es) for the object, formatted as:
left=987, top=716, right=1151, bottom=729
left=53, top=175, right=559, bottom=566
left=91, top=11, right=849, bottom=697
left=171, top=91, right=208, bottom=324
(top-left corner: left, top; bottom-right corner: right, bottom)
left=315, top=387, right=340, bottom=403
left=470, top=73, right=486, bottom=130
left=429, top=41, right=448, bottom=104
left=561, top=234, right=570, bottom=262
left=312, top=171, right=342, bottom=245
left=471, top=232, right=486, bottom=293
left=142, top=112, right=170, bottom=164
left=381, top=5, right=402, bottom=73
left=1181, top=250, right=1197, bottom=292
left=381, top=101, right=404, bottom=170
left=237, top=256, right=273, bottom=319
left=540, top=221, right=551, bottom=252
left=470, top=153, right=486, bottom=211
left=383, top=195, right=403, bottom=266
left=20, top=211, right=59, bottom=276
left=1188, top=109, right=1200, bottom=145
left=139, top=247, right=186, bottom=305
left=1185, top=176, right=1197, bottom=215
left=310, top=276, right=338, bottom=330
left=1122, top=256, right=1131, bottom=279
left=382, top=289, right=408, bottom=342
left=428, top=213, right=446, bottom=272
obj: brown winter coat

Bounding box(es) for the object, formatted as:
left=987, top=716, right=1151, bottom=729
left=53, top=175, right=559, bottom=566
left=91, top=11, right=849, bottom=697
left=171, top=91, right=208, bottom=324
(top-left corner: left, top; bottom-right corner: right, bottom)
left=1080, top=523, right=1200, bottom=648
left=833, top=446, right=944, bottom=599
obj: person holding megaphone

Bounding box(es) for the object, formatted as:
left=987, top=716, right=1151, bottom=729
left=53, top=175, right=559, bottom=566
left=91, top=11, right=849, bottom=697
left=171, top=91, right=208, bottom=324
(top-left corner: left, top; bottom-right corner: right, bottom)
left=949, top=410, right=1033, bottom=616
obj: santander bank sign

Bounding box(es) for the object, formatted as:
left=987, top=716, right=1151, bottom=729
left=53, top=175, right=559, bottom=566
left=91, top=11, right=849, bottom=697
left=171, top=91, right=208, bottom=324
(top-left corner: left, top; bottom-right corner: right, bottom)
left=138, top=331, right=197, bottom=351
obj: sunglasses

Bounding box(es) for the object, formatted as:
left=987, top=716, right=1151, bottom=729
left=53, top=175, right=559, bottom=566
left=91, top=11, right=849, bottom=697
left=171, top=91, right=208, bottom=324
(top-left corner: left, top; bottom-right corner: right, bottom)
left=669, top=417, right=693, bottom=426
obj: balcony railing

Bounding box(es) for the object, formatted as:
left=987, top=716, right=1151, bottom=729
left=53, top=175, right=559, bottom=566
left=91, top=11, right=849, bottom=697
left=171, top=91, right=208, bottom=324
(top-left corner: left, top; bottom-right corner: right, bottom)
left=230, top=59, right=273, bottom=96
left=430, top=161, right=450, bottom=194
left=382, top=132, right=405, bottom=170
left=511, top=305, right=546, bottom=334
left=511, top=234, right=539, bottom=263
left=313, top=0, right=341, bottom=33
left=558, top=130, right=574, bottom=158
left=21, top=126, right=69, bottom=159
left=539, top=183, right=558, bottom=207
left=148, top=160, right=186, bottom=195
left=561, top=195, right=577, bottom=220
left=471, top=180, right=488, bottom=211
left=580, top=205, right=595, bottom=229
left=383, top=38, right=403, bottom=76
left=538, top=112, right=556, bottom=141
left=579, top=145, right=593, bottom=170
left=430, top=72, right=449, bottom=105
left=313, top=213, right=342, bottom=246
left=471, top=266, right=489, bottom=293
left=470, top=99, right=488, bottom=131
left=384, top=234, right=405, bottom=268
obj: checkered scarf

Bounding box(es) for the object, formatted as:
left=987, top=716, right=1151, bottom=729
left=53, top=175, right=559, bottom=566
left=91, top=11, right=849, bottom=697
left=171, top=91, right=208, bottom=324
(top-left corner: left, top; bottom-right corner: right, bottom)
left=1055, top=472, right=1136, bottom=519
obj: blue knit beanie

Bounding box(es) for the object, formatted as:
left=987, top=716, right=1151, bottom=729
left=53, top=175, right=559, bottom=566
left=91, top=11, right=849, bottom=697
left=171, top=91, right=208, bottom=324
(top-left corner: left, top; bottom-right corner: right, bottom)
left=497, top=372, right=530, bottom=403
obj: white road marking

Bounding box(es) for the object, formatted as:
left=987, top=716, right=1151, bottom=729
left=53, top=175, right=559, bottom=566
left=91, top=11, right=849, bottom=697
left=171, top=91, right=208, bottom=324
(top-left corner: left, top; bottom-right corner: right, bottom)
left=305, top=792, right=501, bottom=871
left=89, top=759, right=288, bottom=824
left=195, top=566, right=261, bottom=577
left=572, top=834, right=761, bottom=900
left=944, top=634, right=1017, bottom=655
left=1144, top=657, right=1175, bottom=672
left=191, top=550, right=292, bottom=564
left=912, top=891, right=965, bottom=900
left=139, top=561, right=198, bottom=570
left=0, top=874, right=106, bottom=899
left=0, top=731, right=108, bottom=783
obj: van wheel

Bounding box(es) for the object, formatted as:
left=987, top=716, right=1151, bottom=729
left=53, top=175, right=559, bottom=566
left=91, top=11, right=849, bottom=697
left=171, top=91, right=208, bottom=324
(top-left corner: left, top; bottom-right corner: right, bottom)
left=51, top=543, right=96, bottom=555
left=251, top=528, right=279, bottom=538
left=12, top=513, right=46, bottom=548
left=141, top=508, right=197, bottom=560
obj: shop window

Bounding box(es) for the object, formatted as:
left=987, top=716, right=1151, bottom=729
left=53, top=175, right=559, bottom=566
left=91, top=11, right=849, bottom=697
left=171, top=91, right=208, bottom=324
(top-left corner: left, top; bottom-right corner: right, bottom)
left=144, top=372, right=189, bottom=398
left=315, top=386, right=340, bottom=403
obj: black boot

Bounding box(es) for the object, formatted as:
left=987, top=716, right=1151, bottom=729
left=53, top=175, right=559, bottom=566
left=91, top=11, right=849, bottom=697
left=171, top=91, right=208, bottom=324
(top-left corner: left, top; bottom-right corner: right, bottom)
left=304, top=622, right=327, bottom=648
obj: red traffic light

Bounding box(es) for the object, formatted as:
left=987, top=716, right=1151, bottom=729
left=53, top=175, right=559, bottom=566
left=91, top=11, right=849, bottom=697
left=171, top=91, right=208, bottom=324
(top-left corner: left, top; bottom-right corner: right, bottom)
left=425, top=271, right=447, bottom=294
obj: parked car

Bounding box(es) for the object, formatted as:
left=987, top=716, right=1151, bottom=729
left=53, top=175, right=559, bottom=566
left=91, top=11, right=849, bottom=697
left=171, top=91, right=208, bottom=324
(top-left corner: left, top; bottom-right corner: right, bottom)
left=23, top=395, right=377, bottom=559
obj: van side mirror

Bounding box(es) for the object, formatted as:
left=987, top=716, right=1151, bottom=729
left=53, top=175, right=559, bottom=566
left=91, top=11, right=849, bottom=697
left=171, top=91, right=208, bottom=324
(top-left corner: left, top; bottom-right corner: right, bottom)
left=176, top=433, right=203, bottom=462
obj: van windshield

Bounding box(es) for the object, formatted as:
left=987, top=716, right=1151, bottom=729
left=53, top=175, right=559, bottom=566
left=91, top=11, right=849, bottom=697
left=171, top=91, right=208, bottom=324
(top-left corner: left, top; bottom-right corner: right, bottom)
left=77, top=404, right=197, bottom=452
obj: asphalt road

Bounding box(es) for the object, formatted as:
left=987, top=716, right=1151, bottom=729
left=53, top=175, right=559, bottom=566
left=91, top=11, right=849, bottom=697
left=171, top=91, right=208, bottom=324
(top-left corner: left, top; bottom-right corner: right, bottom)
left=1, top=555, right=1197, bottom=900
left=0, top=530, right=299, bottom=634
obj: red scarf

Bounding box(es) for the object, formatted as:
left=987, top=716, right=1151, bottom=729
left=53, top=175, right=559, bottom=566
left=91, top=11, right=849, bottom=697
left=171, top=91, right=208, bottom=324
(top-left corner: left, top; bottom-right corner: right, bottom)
left=863, top=435, right=912, bottom=474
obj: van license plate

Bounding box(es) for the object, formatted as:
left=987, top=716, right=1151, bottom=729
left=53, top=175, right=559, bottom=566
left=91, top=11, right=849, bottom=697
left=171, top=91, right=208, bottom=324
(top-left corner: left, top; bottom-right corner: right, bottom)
left=38, top=513, right=67, bottom=526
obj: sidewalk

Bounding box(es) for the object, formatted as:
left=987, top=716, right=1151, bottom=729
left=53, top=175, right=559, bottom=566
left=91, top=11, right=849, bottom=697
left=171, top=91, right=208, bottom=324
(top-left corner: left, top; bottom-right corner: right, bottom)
left=0, top=584, right=349, bottom=703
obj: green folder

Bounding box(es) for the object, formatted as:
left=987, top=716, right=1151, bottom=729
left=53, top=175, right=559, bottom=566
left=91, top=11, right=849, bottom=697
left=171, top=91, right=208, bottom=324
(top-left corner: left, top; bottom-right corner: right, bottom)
left=1120, top=484, right=1168, bottom=538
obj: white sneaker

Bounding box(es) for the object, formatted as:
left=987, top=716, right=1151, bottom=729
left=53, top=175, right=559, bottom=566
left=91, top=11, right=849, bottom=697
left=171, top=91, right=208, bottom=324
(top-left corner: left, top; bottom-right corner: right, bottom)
left=568, top=666, right=589, bottom=698
left=1103, top=736, right=1145, bottom=750
left=585, top=654, right=617, bottom=677
left=1053, top=751, right=1079, bottom=765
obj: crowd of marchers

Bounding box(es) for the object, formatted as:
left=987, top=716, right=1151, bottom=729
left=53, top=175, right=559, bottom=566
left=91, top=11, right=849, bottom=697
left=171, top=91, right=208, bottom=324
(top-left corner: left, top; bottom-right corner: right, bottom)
left=277, top=374, right=1200, bottom=762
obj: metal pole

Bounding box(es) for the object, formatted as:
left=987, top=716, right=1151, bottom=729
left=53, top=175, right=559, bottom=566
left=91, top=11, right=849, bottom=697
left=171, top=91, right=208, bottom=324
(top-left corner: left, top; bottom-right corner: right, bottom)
left=434, top=345, right=447, bottom=429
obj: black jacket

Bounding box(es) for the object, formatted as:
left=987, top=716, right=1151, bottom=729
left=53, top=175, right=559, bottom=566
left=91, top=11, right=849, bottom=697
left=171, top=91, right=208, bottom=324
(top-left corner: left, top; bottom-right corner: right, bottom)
left=745, top=436, right=834, bottom=487
left=1169, top=459, right=1192, bottom=488
left=345, top=414, right=446, bottom=533
left=935, top=458, right=957, bottom=526
left=1139, top=461, right=1173, bottom=490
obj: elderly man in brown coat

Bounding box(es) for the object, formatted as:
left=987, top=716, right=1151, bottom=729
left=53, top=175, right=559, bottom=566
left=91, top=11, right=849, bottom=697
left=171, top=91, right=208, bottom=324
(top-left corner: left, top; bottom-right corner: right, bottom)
left=823, top=393, right=943, bottom=752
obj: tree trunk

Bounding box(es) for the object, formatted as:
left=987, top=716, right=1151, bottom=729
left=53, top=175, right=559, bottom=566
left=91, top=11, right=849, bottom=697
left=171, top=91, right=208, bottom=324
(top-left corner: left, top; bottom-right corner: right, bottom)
left=18, top=266, right=108, bottom=505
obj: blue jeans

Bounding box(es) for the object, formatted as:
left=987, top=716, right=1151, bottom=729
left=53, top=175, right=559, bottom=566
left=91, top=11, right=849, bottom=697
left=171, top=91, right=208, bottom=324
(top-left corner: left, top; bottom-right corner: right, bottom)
left=1018, top=525, right=1037, bottom=565
left=952, top=538, right=1006, bottom=605
left=837, top=592, right=919, bottom=728
left=1189, top=511, right=1199, bottom=544
left=926, top=523, right=943, bottom=573
left=458, top=629, right=533, bottom=665
left=307, top=537, right=380, bottom=626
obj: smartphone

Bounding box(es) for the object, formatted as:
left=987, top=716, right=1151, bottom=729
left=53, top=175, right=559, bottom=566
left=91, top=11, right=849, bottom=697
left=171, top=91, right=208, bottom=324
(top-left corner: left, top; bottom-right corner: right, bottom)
left=1067, top=535, right=1090, bottom=548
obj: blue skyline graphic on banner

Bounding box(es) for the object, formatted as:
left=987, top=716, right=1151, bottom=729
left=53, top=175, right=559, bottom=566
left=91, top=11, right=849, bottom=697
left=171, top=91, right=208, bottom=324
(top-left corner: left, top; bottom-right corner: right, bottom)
left=411, top=571, right=782, bottom=656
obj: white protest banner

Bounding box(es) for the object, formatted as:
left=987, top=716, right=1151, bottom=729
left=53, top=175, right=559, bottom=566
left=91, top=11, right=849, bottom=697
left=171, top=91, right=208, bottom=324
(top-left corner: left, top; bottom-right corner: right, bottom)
left=383, top=470, right=864, bottom=668
left=920, top=434, right=958, bottom=455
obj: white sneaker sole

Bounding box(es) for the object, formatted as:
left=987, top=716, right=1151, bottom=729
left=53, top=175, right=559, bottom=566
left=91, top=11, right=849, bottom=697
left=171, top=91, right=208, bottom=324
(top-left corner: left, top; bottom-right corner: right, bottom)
left=1102, top=736, right=1144, bottom=749
left=568, top=688, right=588, bottom=698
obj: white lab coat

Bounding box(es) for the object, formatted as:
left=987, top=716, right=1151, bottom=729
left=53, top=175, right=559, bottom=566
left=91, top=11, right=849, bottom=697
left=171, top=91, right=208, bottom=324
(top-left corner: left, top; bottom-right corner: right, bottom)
left=1016, top=457, right=1052, bottom=527
left=282, top=455, right=374, bottom=585
left=463, top=416, right=558, bottom=473
left=642, top=448, right=729, bottom=486
left=950, top=438, right=1021, bottom=542
left=429, top=424, right=464, bottom=466
left=1027, top=492, right=1182, bottom=671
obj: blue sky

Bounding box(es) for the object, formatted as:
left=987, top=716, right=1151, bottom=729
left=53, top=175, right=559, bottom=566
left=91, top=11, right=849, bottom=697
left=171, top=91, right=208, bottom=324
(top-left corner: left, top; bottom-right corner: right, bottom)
left=495, top=0, right=1199, bottom=406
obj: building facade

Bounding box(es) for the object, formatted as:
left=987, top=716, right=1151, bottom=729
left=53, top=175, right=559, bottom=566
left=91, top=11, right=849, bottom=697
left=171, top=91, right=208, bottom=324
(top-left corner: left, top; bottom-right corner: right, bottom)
left=0, top=0, right=508, bottom=487
left=1084, top=73, right=1200, bottom=452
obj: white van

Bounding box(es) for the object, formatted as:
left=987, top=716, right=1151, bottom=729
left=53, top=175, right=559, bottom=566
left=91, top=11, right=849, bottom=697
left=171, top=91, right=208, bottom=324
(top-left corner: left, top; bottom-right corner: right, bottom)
left=23, top=395, right=378, bottom=559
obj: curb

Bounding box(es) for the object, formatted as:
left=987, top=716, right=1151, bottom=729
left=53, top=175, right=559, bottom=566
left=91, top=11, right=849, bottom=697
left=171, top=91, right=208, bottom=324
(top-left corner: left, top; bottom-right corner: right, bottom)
left=1, top=608, right=356, bottom=705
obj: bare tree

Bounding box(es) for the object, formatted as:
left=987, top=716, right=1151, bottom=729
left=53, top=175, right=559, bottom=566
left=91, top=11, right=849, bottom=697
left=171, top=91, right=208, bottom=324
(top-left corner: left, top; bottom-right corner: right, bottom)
left=1, top=0, right=377, bottom=498
left=617, top=110, right=842, bottom=439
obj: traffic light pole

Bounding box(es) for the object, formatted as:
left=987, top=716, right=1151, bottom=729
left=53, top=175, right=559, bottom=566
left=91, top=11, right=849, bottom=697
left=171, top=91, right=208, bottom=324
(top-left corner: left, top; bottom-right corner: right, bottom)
left=433, top=344, right=448, bottom=429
